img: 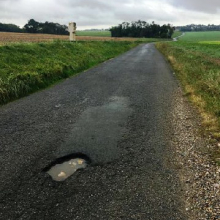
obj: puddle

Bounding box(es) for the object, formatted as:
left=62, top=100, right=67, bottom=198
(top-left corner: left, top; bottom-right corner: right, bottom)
left=43, top=154, right=90, bottom=182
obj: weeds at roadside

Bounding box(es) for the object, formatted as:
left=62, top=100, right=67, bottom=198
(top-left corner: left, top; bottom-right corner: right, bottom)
left=156, top=41, right=220, bottom=161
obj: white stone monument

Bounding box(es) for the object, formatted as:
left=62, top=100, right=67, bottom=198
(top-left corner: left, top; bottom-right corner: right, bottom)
left=68, top=22, right=76, bottom=41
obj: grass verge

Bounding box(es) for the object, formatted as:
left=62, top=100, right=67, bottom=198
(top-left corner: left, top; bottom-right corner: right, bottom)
left=0, top=40, right=139, bottom=105
left=156, top=41, right=220, bottom=160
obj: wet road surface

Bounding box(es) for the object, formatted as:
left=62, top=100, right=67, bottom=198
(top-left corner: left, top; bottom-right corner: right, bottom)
left=0, top=44, right=186, bottom=219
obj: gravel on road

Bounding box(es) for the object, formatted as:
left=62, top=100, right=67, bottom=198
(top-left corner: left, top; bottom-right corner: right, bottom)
left=169, top=88, right=220, bottom=220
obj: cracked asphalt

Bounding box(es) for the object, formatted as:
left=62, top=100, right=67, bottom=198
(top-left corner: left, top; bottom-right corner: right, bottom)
left=0, top=43, right=187, bottom=219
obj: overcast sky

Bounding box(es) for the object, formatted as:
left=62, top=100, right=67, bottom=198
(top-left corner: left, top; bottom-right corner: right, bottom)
left=0, top=0, right=219, bottom=29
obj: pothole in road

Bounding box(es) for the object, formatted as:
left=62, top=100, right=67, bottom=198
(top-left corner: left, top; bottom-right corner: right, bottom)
left=43, top=153, right=91, bottom=182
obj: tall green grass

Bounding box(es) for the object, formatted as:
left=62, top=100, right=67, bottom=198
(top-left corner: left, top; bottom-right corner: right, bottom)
left=0, top=40, right=139, bottom=105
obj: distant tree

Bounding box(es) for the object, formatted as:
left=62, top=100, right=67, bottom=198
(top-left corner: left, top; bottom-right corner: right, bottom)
left=24, top=19, right=68, bottom=35
left=40, top=22, right=68, bottom=35
left=176, top=24, right=220, bottom=32
left=0, top=23, right=23, bottom=32
left=160, top=25, right=169, bottom=38
left=160, top=24, right=174, bottom=38
left=24, top=19, right=40, bottom=33
left=110, top=20, right=174, bottom=38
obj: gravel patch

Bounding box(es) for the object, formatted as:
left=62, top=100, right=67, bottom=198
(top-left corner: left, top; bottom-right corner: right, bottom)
left=169, top=88, right=220, bottom=220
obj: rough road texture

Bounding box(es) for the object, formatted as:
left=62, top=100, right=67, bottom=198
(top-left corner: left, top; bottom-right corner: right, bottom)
left=0, top=43, right=190, bottom=219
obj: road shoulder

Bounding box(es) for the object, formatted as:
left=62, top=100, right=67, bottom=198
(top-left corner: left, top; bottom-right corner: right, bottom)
left=168, top=87, right=220, bottom=219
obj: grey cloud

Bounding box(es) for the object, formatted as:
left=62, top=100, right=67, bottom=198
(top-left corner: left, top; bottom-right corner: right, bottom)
left=64, top=0, right=114, bottom=10
left=114, top=1, right=176, bottom=23
left=0, top=0, right=219, bottom=29
left=169, top=0, right=220, bottom=13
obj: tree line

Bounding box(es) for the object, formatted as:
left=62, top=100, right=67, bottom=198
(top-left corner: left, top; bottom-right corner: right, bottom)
left=176, top=24, right=220, bottom=32
left=0, top=23, right=23, bottom=33
left=110, top=21, right=174, bottom=38
left=0, top=19, right=68, bottom=35
left=24, top=19, right=68, bottom=35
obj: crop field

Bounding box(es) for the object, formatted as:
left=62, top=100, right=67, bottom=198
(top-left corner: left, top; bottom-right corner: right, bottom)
left=76, top=30, right=111, bottom=37
left=156, top=32, right=220, bottom=152
left=199, top=41, right=220, bottom=45
left=0, top=32, right=68, bottom=43
left=0, top=32, right=164, bottom=44
left=179, top=31, right=220, bottom=41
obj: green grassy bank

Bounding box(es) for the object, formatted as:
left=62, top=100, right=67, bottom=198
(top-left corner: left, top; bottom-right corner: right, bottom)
left=0, top=40, right=139, bottom=105
left=156, top=40, right=220, bottom=153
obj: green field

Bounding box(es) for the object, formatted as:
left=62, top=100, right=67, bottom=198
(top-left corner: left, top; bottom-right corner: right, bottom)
left=172, top=31, right=183, bottom=38
left=76, top=30, right=111, bottom=37
left=0, top=41, right=139, bottom=105
left=156, top=32, right=220, bottom=154
left=199, top=41, right=220, bottom=45
left=179, top=31, right=220, bottom=41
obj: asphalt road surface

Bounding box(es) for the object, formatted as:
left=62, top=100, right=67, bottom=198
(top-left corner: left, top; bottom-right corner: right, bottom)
left=0, top=44, right=187, bottom=219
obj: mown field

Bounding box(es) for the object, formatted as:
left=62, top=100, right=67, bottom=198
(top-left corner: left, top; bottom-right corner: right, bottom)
left=0, top=32, right=164, bottom=44
left=156, top=31, right=220, bottom=159
left=76, top=30, right=111, bottom=37
left=0, top=41, right=140, bottom=105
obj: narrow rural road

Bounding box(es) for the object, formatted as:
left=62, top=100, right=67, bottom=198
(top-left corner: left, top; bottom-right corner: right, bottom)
left=0, top=44, right=187, bottom=219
